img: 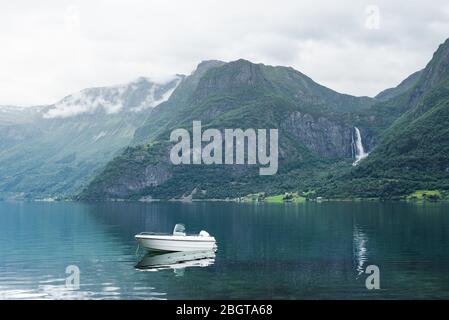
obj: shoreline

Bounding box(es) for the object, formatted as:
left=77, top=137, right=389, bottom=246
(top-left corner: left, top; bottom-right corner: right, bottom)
left=1, top=197, right=447, bottom=204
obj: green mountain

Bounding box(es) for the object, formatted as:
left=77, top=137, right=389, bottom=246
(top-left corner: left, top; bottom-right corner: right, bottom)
left=0, top=76, right=182, bottom=200
left=79, top=59, right=378, bottom=200
left=6, top=39, right=447, bottom=201
left=318, top=38, right=449, bottom=199
left=375, top=70, right=423, bottom=102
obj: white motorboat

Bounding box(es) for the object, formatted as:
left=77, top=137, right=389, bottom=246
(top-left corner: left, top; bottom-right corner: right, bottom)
left=135, top=224, right=217, bottom=252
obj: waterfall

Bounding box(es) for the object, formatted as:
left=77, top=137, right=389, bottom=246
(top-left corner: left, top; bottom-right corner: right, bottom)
left=352, top=127, right=368, bottom=166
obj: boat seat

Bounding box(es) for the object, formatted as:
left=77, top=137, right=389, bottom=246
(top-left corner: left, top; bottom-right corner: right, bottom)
left=173, top=223, right=186, bottom=236
left=199, top=230, right=210, bottom=237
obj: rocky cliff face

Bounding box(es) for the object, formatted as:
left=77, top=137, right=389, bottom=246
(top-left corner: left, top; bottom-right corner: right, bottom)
left=105, top=164, right=172, bottom=198
left=192, top=60, right=271, bottom=102
left=281, top=111, right=354, bottom=158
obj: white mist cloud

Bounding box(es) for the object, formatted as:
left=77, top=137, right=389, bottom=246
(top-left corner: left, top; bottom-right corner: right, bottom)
left=1, top=0, right=448, bottom=105
left=43, top=75, right=181, bottom=118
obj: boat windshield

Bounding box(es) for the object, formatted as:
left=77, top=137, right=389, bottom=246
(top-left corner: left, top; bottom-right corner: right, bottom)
left=173, top=224, right=186, bottom=235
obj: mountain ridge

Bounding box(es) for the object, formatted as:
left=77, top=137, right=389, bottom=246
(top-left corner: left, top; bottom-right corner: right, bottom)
left=0, top=75, right=183, bottom=200
left=3, top=39, right=449, bottom=201
left=78, top=58, right=379, bottom=200
left=317, top=38, right=449, bottom=199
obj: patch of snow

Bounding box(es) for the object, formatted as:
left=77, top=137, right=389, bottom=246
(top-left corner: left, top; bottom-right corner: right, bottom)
left=131, top=76, right=182, bottom=112
left=92, top=131, right=107, bottom=142
left=152, top=78, right=181, bottom=106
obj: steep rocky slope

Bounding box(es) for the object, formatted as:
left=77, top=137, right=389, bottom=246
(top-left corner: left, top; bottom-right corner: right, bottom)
left=319, top=39, right=449, bottom=199
left=0, top=76, right=182, bottom=199
left=80, top=59, right=377, bottom=200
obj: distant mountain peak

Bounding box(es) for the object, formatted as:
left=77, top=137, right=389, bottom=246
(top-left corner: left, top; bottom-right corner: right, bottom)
left=193, top=60, right=226, bottom=75
left=421, top=38, right=449, bottom=86
left=375, top=69, right=423, bottom=101
left=43, top=75, right=183, bottom=119
left=197, top=59, right=225, bottom=67
left=398, top=38, right=449, bottom=112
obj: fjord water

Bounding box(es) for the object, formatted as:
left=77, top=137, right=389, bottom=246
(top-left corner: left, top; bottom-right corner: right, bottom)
left=1, top=201, right=449, bottom=299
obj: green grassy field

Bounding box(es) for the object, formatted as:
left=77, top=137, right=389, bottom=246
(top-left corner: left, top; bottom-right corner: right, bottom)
left=406, top=190, right=443, bottom=201
left=240, top=192, right=306, bottom=203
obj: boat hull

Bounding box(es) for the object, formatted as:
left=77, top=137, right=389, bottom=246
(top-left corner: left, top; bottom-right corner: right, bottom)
left=135, top=234, right=216, bottom=252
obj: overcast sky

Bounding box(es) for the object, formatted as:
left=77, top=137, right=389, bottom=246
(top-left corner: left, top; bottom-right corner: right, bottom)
left=1, top=0, right=448, bottom=106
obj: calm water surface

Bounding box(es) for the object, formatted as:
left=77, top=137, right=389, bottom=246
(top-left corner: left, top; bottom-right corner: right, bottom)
left=0, top=201, right=448, bottom=299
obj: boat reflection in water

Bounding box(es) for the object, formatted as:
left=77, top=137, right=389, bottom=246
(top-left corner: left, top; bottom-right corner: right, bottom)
left=135, top=250, right=216, bottom=275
